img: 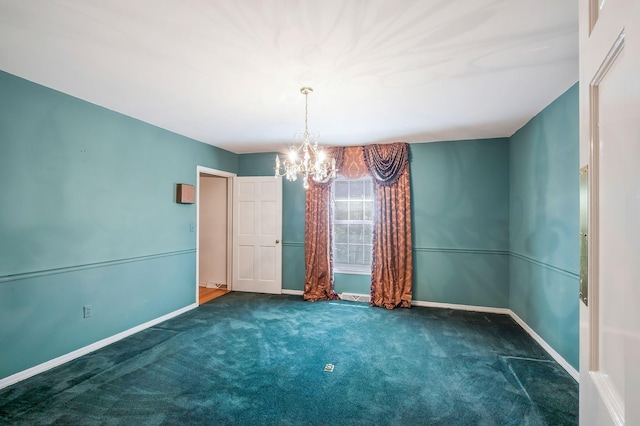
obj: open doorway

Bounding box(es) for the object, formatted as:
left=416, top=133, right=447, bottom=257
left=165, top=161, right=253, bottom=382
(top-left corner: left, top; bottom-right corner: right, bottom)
left=196, top=166, right=235, bottom=305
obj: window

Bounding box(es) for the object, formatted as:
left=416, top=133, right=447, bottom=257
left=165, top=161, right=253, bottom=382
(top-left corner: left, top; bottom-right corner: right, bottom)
left=332, top=176, right=374, bottom=274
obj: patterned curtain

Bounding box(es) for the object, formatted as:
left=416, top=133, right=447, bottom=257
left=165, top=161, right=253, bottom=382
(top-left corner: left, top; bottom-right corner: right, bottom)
left=303, top=143, right=412, bottom=309
left=303, top=148, right=343, bottom=301
left=364, top=143, right=413, bottom=309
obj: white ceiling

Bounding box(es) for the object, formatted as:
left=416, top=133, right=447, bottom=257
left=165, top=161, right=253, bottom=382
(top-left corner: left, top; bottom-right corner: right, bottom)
left=0, top=0, right=578, bottom=154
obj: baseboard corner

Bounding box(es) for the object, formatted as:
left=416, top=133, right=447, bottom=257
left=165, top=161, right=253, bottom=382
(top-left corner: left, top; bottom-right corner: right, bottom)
left=507, top=309, right=579, bottom=382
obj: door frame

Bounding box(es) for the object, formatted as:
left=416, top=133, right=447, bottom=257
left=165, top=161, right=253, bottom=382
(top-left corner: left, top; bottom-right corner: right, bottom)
left=195, top=166, right=236, bottom=303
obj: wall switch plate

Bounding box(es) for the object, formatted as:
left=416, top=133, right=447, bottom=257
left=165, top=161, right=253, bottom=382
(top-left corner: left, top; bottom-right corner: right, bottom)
left=83, top=305, right=92, bottom=318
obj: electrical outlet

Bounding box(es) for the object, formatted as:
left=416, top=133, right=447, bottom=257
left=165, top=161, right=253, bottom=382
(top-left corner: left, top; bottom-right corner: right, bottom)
left=83, top=305, right=92, bottom=318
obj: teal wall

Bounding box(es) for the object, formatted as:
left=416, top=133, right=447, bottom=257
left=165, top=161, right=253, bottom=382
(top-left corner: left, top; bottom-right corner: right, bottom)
left=237, top=152, right=277, bottom=177
left=411, top=139, right=510, bottom=307
left=509, top=83, right=579, bottom=369
left=0, top=71, right=238, bottom=379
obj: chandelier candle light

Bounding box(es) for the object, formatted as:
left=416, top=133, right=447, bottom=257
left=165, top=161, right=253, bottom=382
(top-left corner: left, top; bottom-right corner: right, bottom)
left=275, top=87, right=337, bottom=189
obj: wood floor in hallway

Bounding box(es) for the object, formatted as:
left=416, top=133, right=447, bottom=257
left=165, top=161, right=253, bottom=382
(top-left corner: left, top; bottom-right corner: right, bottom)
left=199, top=287, right=229, bottom=305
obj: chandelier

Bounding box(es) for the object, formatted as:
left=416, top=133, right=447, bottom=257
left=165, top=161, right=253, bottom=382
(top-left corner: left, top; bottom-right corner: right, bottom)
left=275, top=87, right=337, bottom=189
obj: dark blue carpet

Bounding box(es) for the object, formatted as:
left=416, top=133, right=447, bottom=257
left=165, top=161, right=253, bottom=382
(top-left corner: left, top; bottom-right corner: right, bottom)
left=0, top=292, right=578, bottom=425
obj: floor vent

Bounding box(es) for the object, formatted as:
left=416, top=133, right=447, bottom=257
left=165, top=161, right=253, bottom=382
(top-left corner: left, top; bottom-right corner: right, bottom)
left=340, top=293, right=370, bottom=303
left=200, top=282, right=227, bottom=289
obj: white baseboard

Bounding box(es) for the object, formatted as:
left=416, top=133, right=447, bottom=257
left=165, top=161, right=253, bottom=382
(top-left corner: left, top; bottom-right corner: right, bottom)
left=507, top=309, right=579, bottom=382
left=281, top=289, right=304, bottom=296
left=0, top=303, right=198, bottom=390
left=411, top=300, right=511, bottom=315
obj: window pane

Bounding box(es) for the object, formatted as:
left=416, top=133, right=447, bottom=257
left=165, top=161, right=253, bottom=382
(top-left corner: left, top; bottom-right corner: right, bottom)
left=335, top=244, right=348, bottom=263
left=334, top=224, right=348, bottom=243
left=349, top=244, right=364, bottom=264
left=363, top=224, right=373, bottom=243
left=365, top=182, right=374, bottom=199
left=349, top=201, right=364, bottom=220
left=334, top=181, right=349, bottom=200
left=363, top=245, right=372, bottom=265
left=364, top=201, right=374, bottom=220
left=350, top=181, right=364, bottom=198
left=349, top=224, right=364, bottom=243
left=335, top=200, right=348, bottom=220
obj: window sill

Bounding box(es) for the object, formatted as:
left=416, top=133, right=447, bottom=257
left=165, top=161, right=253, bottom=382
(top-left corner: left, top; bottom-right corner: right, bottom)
left=334, top=268, right=371, bottom=276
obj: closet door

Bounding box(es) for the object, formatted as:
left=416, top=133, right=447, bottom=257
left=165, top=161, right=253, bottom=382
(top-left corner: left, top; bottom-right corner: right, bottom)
left=232, top=177, right=282, bottom=294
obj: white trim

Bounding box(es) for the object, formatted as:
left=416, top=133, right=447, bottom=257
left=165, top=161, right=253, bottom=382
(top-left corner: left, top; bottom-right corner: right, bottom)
left=281, top=289, right=304, bottom=296
left=334, top=267, right=371, bottom=275
left=0, top=303, right=198, bottom=390
left=411, top=300, right=510, bottom=315
left=590, top=371, right=625, bottom=425
left=196, top=166, right=236, bottom=304
left=508, top=309, right=580, bottom=382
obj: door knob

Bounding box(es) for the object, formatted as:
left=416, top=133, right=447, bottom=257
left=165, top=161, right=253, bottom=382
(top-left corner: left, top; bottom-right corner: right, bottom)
left=275, top=239, right=280, bottom=244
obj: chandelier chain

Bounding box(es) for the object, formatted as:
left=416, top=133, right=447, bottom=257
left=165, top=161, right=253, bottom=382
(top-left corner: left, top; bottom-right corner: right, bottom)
left=305, top=91, right=308, bottom=136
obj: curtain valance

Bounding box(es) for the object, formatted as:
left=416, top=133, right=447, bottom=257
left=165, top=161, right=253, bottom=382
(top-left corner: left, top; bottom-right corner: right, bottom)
left=363, top=142, right=408, bottom=186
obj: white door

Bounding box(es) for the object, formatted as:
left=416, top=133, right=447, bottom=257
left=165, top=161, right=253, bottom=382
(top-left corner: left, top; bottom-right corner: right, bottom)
left=579, top=1, right=640, bottom=425
left=232, top=177, right=282, bottom=294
